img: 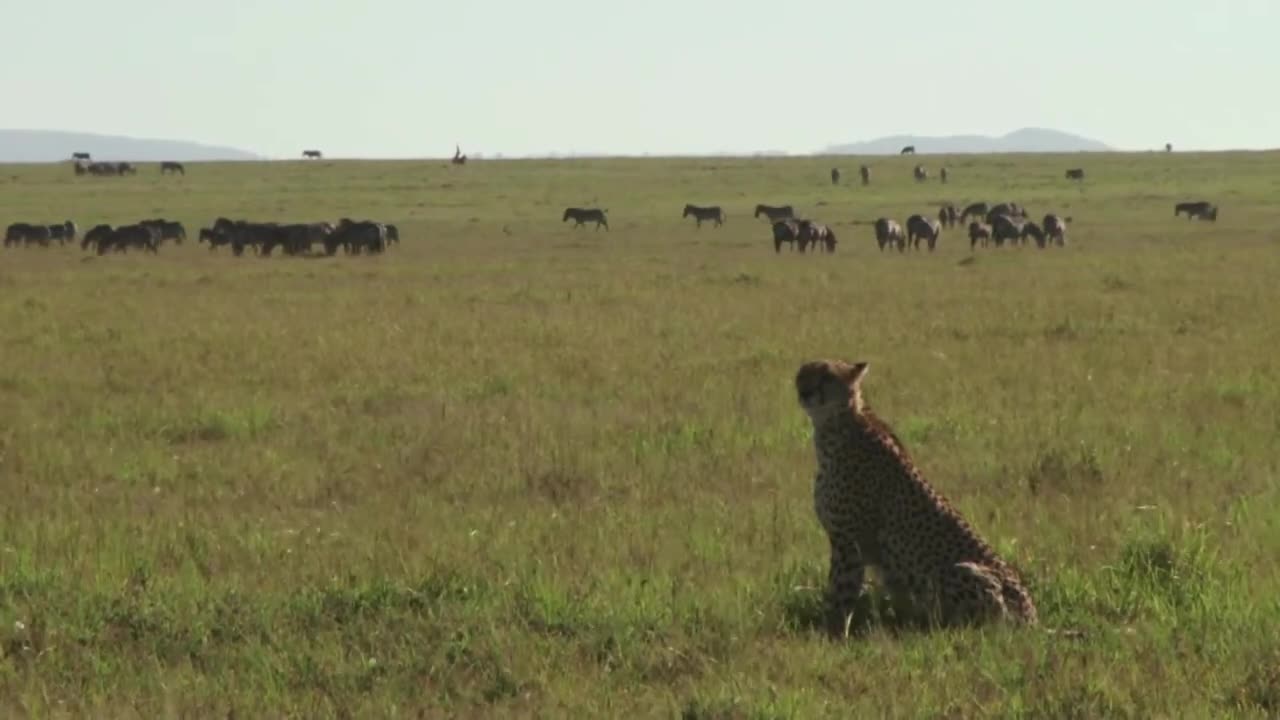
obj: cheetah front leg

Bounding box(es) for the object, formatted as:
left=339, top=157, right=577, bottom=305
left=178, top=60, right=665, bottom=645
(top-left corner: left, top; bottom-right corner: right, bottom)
left=825, top=536, right=866, bottom=640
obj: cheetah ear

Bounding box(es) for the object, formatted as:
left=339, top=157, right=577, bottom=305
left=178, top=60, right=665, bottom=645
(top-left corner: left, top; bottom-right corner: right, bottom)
left=847, top=362, right=869, bottom=386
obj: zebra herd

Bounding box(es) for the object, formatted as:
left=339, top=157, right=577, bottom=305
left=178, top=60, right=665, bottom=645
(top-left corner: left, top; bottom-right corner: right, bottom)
left=4, top=216, right=399, bottom=257
left=71, top=160, right=187, bottom=177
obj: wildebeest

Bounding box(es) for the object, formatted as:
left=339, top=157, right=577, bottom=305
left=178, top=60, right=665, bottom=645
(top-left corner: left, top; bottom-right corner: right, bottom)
left=938, top=204, right=960, bottom=228
left=302, top=150, right=323, bottom=159
left=97, top=224, right=158, bottom=255
left=874, top=218, right=906, bottom=252
left=81, top=224, right=114, bottom=252
left=87, top=162, right=118, bottom=176
left=1165, top=143, right=1173, bottom=152
left=160, top=161, right=185, bottom=175
left=859, top=165, right=871, bottom=186
left=562, top=207, right=609, bottom=230
left=1043, top=214, right=1068, bottom=246
left=960, top=202, right=989, bottom=223
left=830, top=167, right=841, bottom=186
left=47, top=220, right=77, bottom=245
left=772, top=219, right=800, bottom=253
left=140, top=219, right=187, bottom=245
left=754, top=204, right=795, bottom=223
left=71, top=152, right=91, bottom=161
left=1065, top=168, right=1085, bottom=181
left=913, top=165, right=928, bottom=182
left=1175, top=201, right=1217, bottom=221
left=797, top=220, right=837, bottom=253
left=682, top=204, right=726, bottom=228
left=73, top=161, right=88, bottom=176
left=900, top=145, right=916, bottom=155
left=116, top=162, right=137, bottom=175
left=906, top=214, right=942, bottom=251
left=330, top=218, right=388, bottom=255
left=940, top=167, right=949, bottom=184
left=967, top=222, right=991, bottom=250
left=990, top=214, right=1024, bottom=247
left=4, top=223, right=43, bottom=247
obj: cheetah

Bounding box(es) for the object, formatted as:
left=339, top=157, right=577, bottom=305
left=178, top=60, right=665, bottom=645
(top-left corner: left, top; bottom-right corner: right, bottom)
left=795, top=359, right=1038, bottom=638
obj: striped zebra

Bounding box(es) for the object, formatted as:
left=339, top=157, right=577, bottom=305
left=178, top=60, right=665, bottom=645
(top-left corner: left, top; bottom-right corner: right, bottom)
left=874, top=218, right=905, bottom=252
left=906, top=214, right=941, bottom=252
left=563, top=207, right=609, bottom=230
left=859, top=165, right=871, bottom=186
left=682, top=204, right=725, bottom=228
left=754, top=204, right=795, bottom=223
left=797, top=220, right=837, bottom=254
left=160, top=161, right=185, bottom=175
left=913, top=165, right=928, bottom=182
left=1043, top=214, right=1068, bottom=246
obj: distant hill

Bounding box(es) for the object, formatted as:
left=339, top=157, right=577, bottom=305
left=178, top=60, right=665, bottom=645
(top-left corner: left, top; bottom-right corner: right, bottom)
left=823, top=127, right=1112, bottom=155
left=0, top=130, right=263, bottom=163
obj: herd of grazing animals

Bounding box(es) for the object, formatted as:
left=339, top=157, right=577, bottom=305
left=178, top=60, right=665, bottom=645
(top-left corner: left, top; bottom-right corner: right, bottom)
left=6, top=153, right=1223, bottom=263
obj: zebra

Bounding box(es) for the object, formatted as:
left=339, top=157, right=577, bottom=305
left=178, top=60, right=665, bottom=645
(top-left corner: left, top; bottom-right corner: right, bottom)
left=797, top=220, right=837, bottom=253
left=913, top=165, right=928, bottom=182
left=906, top=214, right=942, bottom=252
left=990, top=214, right=1024, bottom=247
left=160, top=161, right=185, bottom=175
left=754, top=204, right=795, bottom=223
left=682, top=204, right=725, bottom=228
left=1175, top=201, right=1216, bottom=221
left=874, top=218, right=905, bottom=252
left=1021, top=221, right=1047, bottom=249
left=562, top=207, right=609, bottom=231
left=1065, top=168, right=1085, bottom=181
left=900, top=145, right=916, bottom=155
left=940, top=167, right=949, bottom=184
left=938, top=204, right=960, bottom=228
left=830, top=167, right=841, bottom=185
left=772, top=219, right=801, bottom=253
left=960, top=202, right=989, bottom=223
left=859, top=165, right=871, bottom=186
left=1043, top=214, right=1068, bottom=246
left=968, top=221, right=991, bottom=250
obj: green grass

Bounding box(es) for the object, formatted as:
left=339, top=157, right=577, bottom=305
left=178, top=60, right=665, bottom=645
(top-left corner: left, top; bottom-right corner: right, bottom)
left=1, top=151, right=1279, bottom=717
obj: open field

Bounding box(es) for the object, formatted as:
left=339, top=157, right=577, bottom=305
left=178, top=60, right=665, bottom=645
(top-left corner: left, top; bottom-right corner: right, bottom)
left=2, top=151, right=1280, bottom=717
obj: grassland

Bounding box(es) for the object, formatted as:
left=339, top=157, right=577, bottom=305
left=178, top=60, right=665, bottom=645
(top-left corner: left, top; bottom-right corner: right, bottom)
left=1, top=150, right=1279, bottom=718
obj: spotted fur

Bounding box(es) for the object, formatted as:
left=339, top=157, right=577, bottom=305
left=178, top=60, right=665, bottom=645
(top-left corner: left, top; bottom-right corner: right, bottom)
left=795, top=360, right=1038, bottom=638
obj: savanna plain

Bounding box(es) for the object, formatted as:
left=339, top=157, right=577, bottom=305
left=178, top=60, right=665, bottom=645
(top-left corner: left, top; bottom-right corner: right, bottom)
left=1, top=151, right=1279, bottom=718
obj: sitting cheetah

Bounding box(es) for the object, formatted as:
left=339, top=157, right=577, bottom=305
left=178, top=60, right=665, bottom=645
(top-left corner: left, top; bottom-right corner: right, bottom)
left=795, top=359, right=1038, bottom=637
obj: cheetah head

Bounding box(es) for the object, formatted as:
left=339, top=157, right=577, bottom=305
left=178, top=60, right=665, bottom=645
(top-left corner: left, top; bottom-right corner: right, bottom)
left=795, top=360, right=868, bottom=421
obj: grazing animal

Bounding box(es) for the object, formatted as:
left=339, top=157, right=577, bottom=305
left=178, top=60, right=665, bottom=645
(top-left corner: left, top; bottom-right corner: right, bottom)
left=990, top=214, right=1024, bottom=247
left=772, top=219, right=801, bottom=253
left=140, top=219, right=187, bottom=245
left=960, top=202, right=989, bottom=223
left=1065, top=168, right=1085, bottom=181
left=302, top=150, right=323, bottom=159
left=1043, top=214, right=1067, bottom=246
left=116, top=162, right=137, bottom=175
left=682, top=204, right=726, bottom=228
left=754, top=204, right=795, bottom=223
left=384, top=224, right=400, bottom=244
left=82, top=224, right=114, bottom=252
left=859, top=165, right=871, bottom=186
left=1175, top=201, right=1217, bottom=221
left=913, top=165, right=928, bottom=182
left=1020, top=221, right=1047, bottom=248
left=985, top=203, right=1023, bottom=225
left=940, top=167, right=949, bottom=184
left=900, top=145, right=916, bottom=155
left=562, top=207, right=610, bottom=231
left=830, top=167, right=841, bottom=186
left=160, top=161, right=185, bottom=175
left=874, top=218, right=906, bottom=252
left=797, top=220, right=837, bottom=254
left=1165, top=143, right=1173, bottom=152
left=796, top=360, right=1038, bottom=637
left=938, top=204, right=960, bottom=228
left=906, top=214, right=942, bottom=251
left=967, top=221, right=991, bottom=249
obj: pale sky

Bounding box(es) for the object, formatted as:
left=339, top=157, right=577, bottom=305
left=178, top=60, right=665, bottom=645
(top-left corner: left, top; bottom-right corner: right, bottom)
left=3, top=0, right=1276, bottom=158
